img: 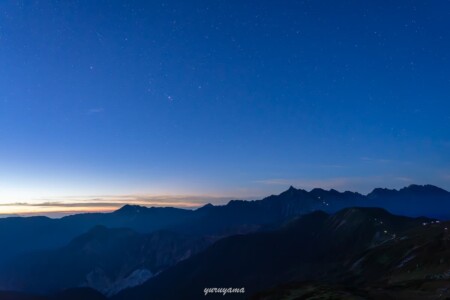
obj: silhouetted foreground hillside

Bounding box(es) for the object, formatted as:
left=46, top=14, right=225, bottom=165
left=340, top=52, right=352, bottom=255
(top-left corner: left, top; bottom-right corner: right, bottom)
left=113, top=207, right=449, bottom=300
left=0, top=227, right=213, bottom=295
left=0, top=287, right=106, bottom=300
left=252, top=280, right=450, bottom=300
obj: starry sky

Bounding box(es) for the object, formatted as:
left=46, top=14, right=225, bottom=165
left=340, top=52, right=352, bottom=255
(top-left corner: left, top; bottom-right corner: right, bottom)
left=0, top=1, right=449, bottom=216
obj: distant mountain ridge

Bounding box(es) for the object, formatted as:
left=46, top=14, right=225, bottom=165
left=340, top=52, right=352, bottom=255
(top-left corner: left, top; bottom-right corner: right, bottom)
left=366, top=184, right=450, bottom=219
left=0, top=184, right=448, bottom=265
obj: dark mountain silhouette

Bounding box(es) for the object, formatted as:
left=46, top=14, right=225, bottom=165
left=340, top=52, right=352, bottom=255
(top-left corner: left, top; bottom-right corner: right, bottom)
left=1, top=193, right=312, bottom=265
left=0, top=184, right=448, bottom=266
left=113, top=207, right=437, bottom=300
left=0, top=290, right=47, bottom=300
left=1, top=184, right=449, bottom=299
left=0, top=288, right=107, bottom=300
left=252, top=279, right=450, bottom=300
left=50, top=287, right=107, bottom=300
left=168, top=184, right=450, bottom=236
left=254, top=217, right=450, bottom=299
left=0, top=206, right=194, bottom=264
left=170, top=185, right=365, bottom=236
left=0, top=226, right=212, bottom=296
left=367, top=184, right=450, bottom=219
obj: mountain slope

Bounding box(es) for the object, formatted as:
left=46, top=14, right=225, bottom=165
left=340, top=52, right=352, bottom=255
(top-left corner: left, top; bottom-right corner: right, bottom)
left=0, top=288, right=107, bottom=300
left=113, top=207, right=432, bottom=300
left=0, top=206, right=194, bottom=264
left=0, top=226, right=212, bottom=296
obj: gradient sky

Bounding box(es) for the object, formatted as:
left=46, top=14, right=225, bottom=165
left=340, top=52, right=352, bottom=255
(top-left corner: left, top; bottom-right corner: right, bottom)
left=1, top=1, right=450, bottom=215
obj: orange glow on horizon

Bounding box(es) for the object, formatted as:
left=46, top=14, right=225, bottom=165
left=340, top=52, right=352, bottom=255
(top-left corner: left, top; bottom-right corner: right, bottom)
left=0, top=197, right=219, bottom=217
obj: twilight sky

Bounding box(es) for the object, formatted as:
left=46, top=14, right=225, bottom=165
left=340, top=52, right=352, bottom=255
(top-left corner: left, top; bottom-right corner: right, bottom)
left=0, top=1, right=449, bottom=216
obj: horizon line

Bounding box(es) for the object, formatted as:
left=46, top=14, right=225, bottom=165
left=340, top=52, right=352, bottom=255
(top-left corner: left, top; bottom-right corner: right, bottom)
left=0, top=183, right=445, bottom=218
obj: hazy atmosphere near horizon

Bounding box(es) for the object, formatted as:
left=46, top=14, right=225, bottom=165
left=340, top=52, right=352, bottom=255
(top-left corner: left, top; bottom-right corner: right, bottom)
left=1, top=0, right=450, bottom=216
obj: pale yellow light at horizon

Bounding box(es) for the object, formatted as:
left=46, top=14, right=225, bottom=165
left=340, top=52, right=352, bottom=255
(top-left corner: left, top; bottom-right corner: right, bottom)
left=0, top=193, right=242, bottom=217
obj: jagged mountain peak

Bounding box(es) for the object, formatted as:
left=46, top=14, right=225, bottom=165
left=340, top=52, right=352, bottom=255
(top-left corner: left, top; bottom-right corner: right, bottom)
left=287, top=185, right=297, bottom=191
left=278, top=186, right=309, bottom=197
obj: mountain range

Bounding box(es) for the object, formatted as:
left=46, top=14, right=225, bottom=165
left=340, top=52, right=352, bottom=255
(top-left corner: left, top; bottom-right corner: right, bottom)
left=113, top=207, right=447, bottom=300
left=0, top=184, right=449, bottom=299
left=1, top=184, right=448, bottom=265
left=0, top=227, right=213, bottom=296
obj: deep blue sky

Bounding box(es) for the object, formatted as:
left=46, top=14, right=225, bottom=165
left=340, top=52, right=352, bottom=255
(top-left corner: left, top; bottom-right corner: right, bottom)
left=0, top=1, right=449, bottom=214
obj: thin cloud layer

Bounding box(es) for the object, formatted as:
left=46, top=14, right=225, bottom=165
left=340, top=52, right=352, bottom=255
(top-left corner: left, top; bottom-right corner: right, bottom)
left=0, top=194, right=235, bottom=217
